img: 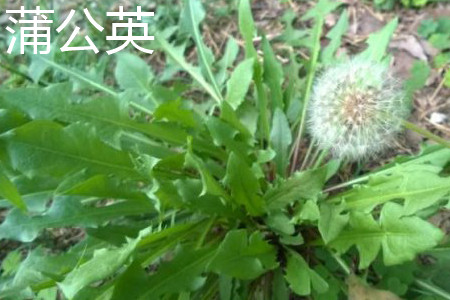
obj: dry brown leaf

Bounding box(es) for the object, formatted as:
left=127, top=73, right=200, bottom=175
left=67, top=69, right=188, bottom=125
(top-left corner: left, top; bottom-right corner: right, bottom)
left=390, top=35, right=427, bottom=61
left=419, top=39, right=439, bottom=58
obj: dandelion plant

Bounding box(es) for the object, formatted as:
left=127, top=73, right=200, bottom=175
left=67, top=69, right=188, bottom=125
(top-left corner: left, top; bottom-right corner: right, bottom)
left=0, top=0, right=449, bottom=299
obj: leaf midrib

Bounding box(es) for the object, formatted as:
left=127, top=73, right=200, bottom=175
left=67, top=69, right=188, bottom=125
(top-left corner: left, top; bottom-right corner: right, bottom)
left=11, top=97, right=185, bottom=145
left=10, top=139, right=136, bottom=175
left=10, top=202, right=149, bottom=230
left=188, top=0, right=223, bottom=102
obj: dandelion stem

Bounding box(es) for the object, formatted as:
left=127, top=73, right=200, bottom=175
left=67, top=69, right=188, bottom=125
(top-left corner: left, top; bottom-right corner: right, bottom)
left=324, top=176, right=367, bottom=193
left=300, top=137, right=317, bottom=170
left=307, top=146, right=321, bottom=169
left=402, top=120, right=450, bottom=149
left=255, top=78, right=271, bottom=147
left=290, top=16, right=324, bottom=173
left=313, top=149, right=329, bottom=169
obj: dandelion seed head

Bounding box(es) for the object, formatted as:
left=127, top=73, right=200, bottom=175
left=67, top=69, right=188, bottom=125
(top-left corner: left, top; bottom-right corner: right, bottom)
left=308, top=59, right=410, bottom=160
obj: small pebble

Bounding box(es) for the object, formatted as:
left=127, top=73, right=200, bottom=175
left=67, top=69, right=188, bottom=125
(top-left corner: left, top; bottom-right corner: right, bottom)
left=430, top=112, right=448, bottom=124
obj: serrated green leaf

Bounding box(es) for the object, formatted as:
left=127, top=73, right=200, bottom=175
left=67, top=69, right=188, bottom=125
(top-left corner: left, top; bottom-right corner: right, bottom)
left=309, top=268, right=329, bottom=294
left=137, top=222, right=204, bottom=256
left=0, top=109, right=29, bottom=134
left=179, top=0, right=222, bottom=101
left=1, top=121, right=142, bottom=180
left=135, top=247, right=215, bottom=299
left=339, top=145, right=450, bottom=188
left=225, top=58, right=254, bottom=110
left=208, top=230, right=278, bottom=280
left=0, top=165, right=26, bottom=212
left=154, top=99, right=198, bottom=128
left=1, top=250, right=21, bottom=276
left=56, top=173, right=149, bottom=202
left=285, top=251, right=329, bottom=296
left=265, top=164, right=333, bottom=211
left=272, top=268, right=289, bottom=300
left=262, top=36, right=284, bottom=110
left=436, top=17, right=450, bottom=33
left=0, top=196, right=153, bottom=242
left=115, top=52, right=154, bottom=92
left=70, top=281, right=114, bottom=300
left=418, top=19, right=438, bottom=38
left=296, top=199, right=320, bottom=222
left=237, top=0, right=269, bottom=141
left=225, top=152, right=266, bottom=216
left=238, top=0, right=257, bottom=58
left=175, top=178, right=236, bottom=218
left=220, top=101, right=253, bottom=140
left=0, top=175, right=58, bottom=212
left=429, top=33, right=450, bottom=50
left=216, top=37, right=240, bottom=87
left=358, top=18, right=398, bottom=62
left=386, top=145, right=450, bottom=169
left=236, top=101, right=260, bottom=138
left=434, top=52, right=450, bottom=68
left=28, top=50, right=55, bottom=83
left=270, top=108, right=292, bottom=176
left=31, top=54, right=117, bottom=96
left=155, top=35, right=221, bottom=103
left=285, top=251, right=311, bottom=295
left=4, top=246, right=86, bottom=296
left=322, top=11, right=349, bottom=65
left=0, top=286, right=33, bottom=299
left=280, top=10, right=309, bottom=47
left=206, top=117, right=250, bottom=159
left=36, top=287, right=58, bottom=300
left=405, top=60, right=431, bottom=99
left=301, top=0, right=342, bottom=21
left=86, top=224, right=143, bottom=247
left=0, top=84, right=190, bottom=152
left=110, top=261, right=147, bottom=300
left=318, top=203, right=349, bottom=244
left=330, top=202, right=444, bottom=268
left=312, top=265, right=343, bottom=300
left=335, top=164, right=450, bottom=215
left=218, top=275, right=233, bottom=300
left=266, top=212, right=295, bottom=235
left=185, top=139, right=229, bottom=199
left=59, top=228, right=151, bottom=299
